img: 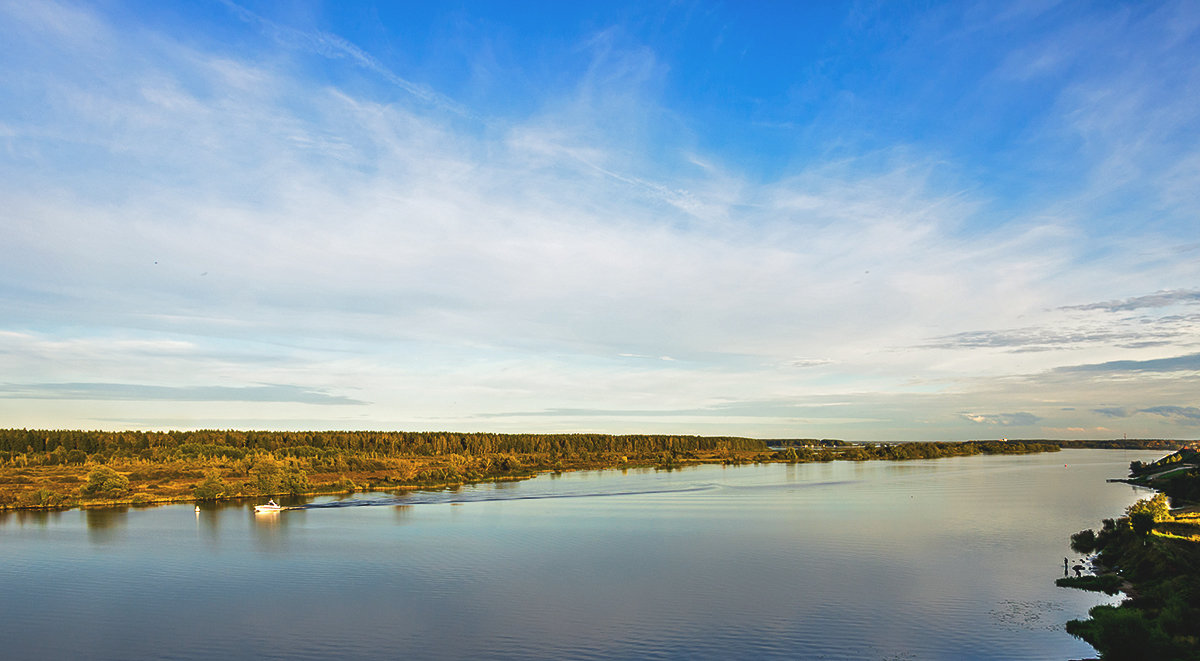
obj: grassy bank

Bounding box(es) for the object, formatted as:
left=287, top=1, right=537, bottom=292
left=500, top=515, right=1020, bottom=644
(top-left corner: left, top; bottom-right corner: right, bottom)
left=0, top=429, right=1065, bottom=510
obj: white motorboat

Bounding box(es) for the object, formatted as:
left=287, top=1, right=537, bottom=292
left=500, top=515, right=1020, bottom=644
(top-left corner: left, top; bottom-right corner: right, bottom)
left=254, top=499, right=283, bottom=513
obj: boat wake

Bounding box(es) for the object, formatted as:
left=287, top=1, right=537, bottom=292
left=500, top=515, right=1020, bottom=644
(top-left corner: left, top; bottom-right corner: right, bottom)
left=719, top=479, right=858, bottom=492
left=294, top=483, right=721, bottom=510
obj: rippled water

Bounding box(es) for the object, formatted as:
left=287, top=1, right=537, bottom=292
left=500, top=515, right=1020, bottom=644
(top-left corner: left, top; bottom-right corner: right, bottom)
left=0, top=449, right=1161, bottom=660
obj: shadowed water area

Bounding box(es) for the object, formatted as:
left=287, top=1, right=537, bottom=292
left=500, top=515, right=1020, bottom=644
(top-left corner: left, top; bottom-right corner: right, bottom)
left=0, top=449, right=1161, bottom=660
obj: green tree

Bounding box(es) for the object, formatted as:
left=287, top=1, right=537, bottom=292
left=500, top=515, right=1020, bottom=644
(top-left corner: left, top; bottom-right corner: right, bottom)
left=280, top=467, right=310, bottom=495
left=1126, top=494, right=1170, bottom=523
left=192, top=470, right=230, bottom=500
left=81, top=466, right=130, bottom=498
left=250, top=457, right=283, bottom=495
left=1130, top=511, right=1156, bottom=538
left=49, top=444, right=68, bottom=465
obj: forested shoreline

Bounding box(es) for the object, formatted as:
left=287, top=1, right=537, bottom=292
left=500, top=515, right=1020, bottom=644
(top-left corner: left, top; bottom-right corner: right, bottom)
left=1060, top=446, right=1200, bottom=660
left=0, top=428, right=765, bottom=459
left=0, top=428, right=1164, bottom=511
left=0, top=429, right=763, bottom=509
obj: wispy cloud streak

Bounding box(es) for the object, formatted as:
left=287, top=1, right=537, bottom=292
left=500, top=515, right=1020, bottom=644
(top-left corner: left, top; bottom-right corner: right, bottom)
left=1061, top=289, right=1200, bottom=312
left=0, top=382, right=364, bottom=405
left=1094, top=405, right=1200, bottom=426
left=1053, top=353, right=1200, bottom=375
left=216, top=0, right=472, bottom=118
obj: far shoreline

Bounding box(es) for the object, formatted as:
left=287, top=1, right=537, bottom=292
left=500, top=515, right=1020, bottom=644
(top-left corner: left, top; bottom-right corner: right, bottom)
left=1, top=429, right=1185, bottom=512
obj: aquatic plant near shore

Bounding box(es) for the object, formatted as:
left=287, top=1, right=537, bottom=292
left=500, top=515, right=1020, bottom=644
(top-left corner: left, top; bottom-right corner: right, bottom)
left=1054, top=574, right=1122, bottom=595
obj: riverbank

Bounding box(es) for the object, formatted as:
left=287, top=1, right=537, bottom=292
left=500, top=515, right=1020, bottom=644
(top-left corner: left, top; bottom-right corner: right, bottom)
left=1059, top=446, right=1200, bottom=660
left=0, top=447, right=744, bottom=511
left=0, top=429, right=1076, bottom=511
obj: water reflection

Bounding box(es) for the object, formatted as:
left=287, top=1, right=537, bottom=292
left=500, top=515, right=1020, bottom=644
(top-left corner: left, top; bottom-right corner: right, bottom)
left=393, top=504, right=413, bottom=522
left=195, top=504, right=224, bottom=548
left=249, top=507, right=290, bottom=552
left=0, top=450, right=1170, bottom=661
left=0, top=508, right=65, bottom=527
left=84, top=507, right=127, bottom=544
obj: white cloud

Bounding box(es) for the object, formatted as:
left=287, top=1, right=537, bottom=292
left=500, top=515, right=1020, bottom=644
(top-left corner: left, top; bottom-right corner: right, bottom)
left=1, top=2, right=1198, bottom=438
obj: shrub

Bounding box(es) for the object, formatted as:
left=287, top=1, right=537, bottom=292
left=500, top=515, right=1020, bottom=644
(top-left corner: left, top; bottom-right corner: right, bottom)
left=1071, top=529, right=1098, bottom=554
left=25, top=488, right=71, bottom=508
left=81, top=466, right=131, bottom=498
left=1055, top=574, right=1123, bottom=595
left=1068, top=604, right=1176, bottom=661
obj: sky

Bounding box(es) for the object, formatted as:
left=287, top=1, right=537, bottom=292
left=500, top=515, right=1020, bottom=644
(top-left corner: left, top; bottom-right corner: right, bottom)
left=1, top=0, right=1198, bottom=440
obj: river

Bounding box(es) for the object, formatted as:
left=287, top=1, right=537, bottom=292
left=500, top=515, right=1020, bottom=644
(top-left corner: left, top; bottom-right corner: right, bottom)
left=0, top=449, right=1162, bottom=660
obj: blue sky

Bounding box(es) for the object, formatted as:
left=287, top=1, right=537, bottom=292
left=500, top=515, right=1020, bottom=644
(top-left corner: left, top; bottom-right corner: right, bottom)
left=1, top=0, right=1198, bottom=440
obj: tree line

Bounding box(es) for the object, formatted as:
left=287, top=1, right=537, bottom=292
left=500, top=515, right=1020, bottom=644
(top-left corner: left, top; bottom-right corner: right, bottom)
left=0, top=428, right=1076, bottom=468
left=773, top=440, right=1058, bottom=462
left=0, top=429, right=768, bottom=465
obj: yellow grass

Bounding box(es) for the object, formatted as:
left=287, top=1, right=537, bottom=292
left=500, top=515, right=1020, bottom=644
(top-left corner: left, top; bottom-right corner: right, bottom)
left=0, top=448, right=771, bottom=510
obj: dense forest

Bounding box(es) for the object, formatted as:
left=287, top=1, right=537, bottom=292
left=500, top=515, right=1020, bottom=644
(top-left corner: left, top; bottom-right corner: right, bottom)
left=1047, top=439, right=1187, bottom=450
left=770, top=440, right=1059, bottom=462
left=0, top=429, right=766, bottom=463
left=0, top=429, right=1062, bottom=470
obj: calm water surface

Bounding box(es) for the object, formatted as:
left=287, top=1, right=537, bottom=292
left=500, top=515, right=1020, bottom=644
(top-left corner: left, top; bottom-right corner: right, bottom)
left=0, top=449, right=1162, bottom=660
